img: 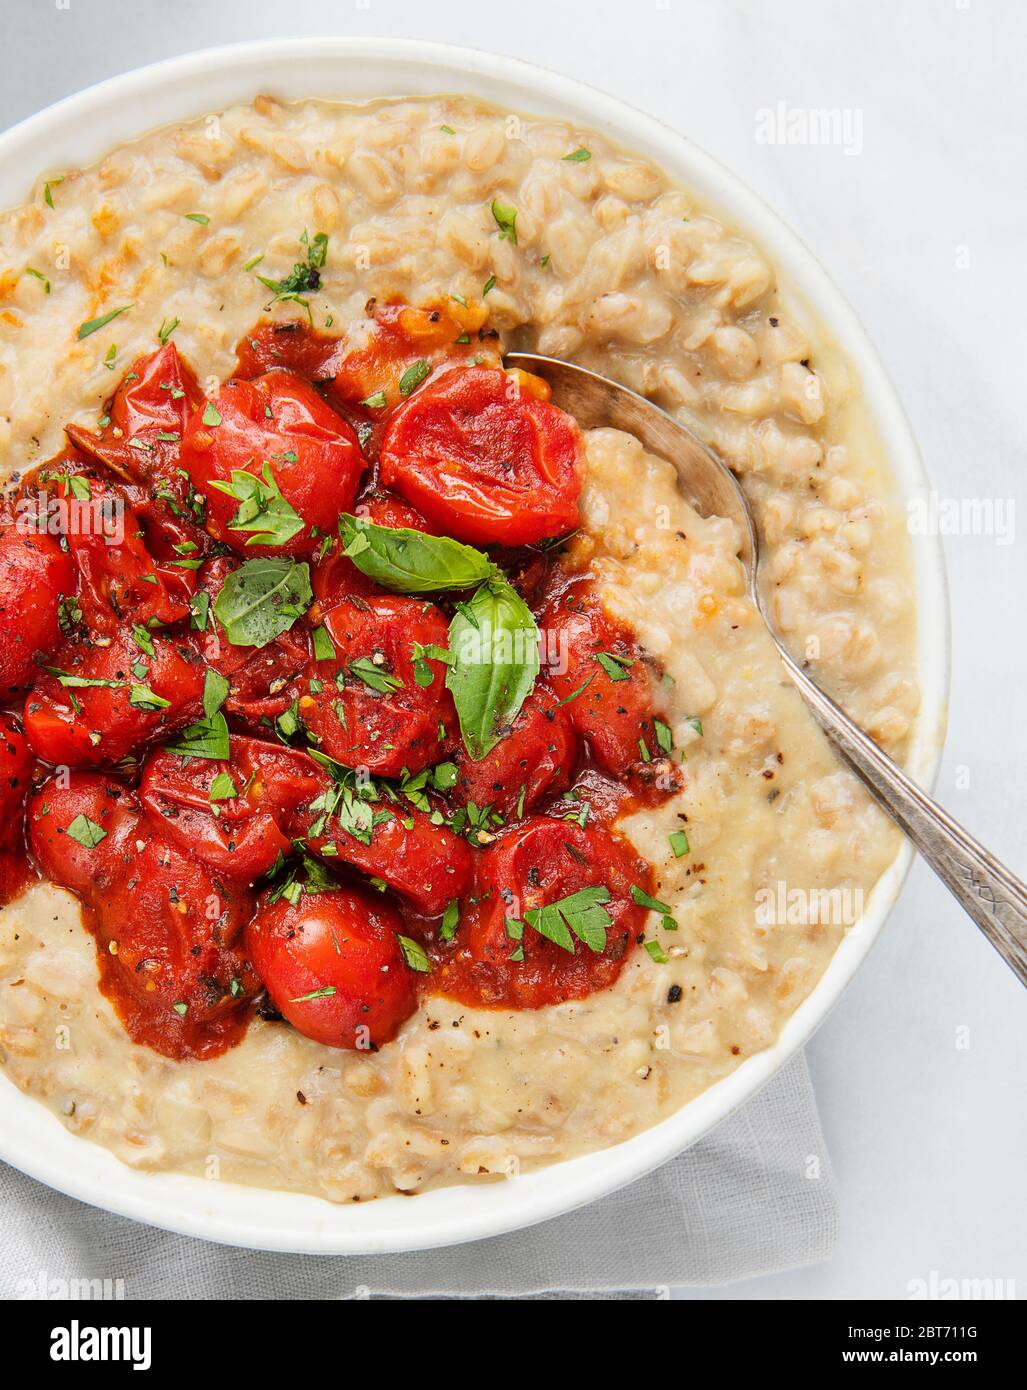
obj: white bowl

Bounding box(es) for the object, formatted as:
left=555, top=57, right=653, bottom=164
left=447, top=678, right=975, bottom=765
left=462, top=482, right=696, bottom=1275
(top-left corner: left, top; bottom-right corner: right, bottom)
left=0, top=37, right=949, bottom=1254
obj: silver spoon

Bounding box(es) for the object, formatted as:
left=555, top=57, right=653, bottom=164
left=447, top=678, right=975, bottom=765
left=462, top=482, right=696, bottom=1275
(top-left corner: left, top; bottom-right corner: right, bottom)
left=507, top=351, right=1027, bottom=986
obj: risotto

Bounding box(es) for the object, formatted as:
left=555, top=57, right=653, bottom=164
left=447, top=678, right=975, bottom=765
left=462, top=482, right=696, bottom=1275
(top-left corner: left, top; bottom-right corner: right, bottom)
left=0, top=94, right=917, bottom=1200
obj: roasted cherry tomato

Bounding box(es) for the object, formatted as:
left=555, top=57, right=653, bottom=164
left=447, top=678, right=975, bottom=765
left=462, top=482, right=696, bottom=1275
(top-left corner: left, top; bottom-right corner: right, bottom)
left=0, top=713, right=35, bottom=904
left=435, top=817, right=650, bottom=1009
left=300, top=595, right=455, bottom=777
left=451, top=685, right=576, bottom=817
left=379, top=365, right=583, bottom=545
left=64, top=343, right=203, bottom=487
left=245, top=887, right=418, bottom=1049
left=28, top=772, right=259, bottom=1059
left=140, top=736, right=327, bottom=882
left=192, top=556, right=310, bottom=725
left=234, top=301, right=494, bottom=415
left=312, top=490, right=435, bottom=605
left=24, top=631, right=204, bottom=766
left=180, top=371, right=364, bottom=556
left=0, top=524, right=76, bottom=698
left=61, top=477, right=193, bottom=633
left=301, top=803, right=474, bottom=917
left=540, top=579, right=672, bottom=781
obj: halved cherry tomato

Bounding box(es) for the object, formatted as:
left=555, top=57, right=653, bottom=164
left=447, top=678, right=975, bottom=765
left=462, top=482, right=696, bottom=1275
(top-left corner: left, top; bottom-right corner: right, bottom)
left=245, top=887, right=418, bottom=1049
left=140, top=736, right=327, bottom=882
left=61, top=477, right=193, bottom=633
left=28, top=772, right=259, bottom=1059
left=64, top=342, right=203, bottom=487
left=300, top=595, right=455, bottom=777
left=312, top=490, right=435, bottom=605
left=301, top=803, right=473, bottom=917
left=540, top=579, right=672, bottom=781
left=0, top=713, right=35, bottom=903
left=434, top=817, right=650, bottom=1009
left=180, top=371, right=364, bottom=556
left=451, top=685, right=576, bottom=817
left=0, top=524, right=76, bottom=698
left=24, top=630, right=204, bottom=766
left=379, top=365, right=583, bottom=545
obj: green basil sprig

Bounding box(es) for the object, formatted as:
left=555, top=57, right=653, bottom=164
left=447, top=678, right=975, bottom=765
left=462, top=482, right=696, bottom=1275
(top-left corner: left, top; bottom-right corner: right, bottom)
left=445, top=576, right=540, bottom=760
left=339, top=514, right=498, bottom=594
left=213, top=557, right=312, bottom=648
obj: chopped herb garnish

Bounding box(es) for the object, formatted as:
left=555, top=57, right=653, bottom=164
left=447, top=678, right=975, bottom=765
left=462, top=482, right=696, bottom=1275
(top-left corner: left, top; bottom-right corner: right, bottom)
left=523, top=885, right=612, bottom=955
left=201, top=400, right=222, bottom=427
left=397, top=935, right=431, bottom=973
left=643, top=939, right=669, bottom=964
left=595, top=651, right=632, bottom=681
left=563, top=147, right=592, bottom=162
left=669, top=830, right=689, bottom=858
left=157, top=316, right=180, bottom=345
left=311, top=624, right=336, bottom=662
left=25, top=267, right=50, bottom=294
left=66, top=814, right=107, bottom=848
left=209, top=462, right=305, bottom=547
left=630, top=884, right=674, bottom=915
left=482, top=274, right=496, bottom=297
left=184, top=212, right=210, bottom=225
left=491, top=199, right=518, bottom=243
left=440, top=898, right=460, bottom=941
left=398, top=360, right=430, bottom=396
left=360, top=390, right=387, bottom=410
left=77, top=304, right=133, bottom=340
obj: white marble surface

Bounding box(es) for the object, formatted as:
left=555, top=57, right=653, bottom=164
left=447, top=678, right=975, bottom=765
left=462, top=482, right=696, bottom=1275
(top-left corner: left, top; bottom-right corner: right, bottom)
left=1, top=0, right=1024, bottom=1299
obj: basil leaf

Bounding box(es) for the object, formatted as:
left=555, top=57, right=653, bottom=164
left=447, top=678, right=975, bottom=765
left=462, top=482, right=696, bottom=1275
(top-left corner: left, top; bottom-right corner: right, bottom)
left=397, top=935, right=431, bottom=973
left=208, top=462, right=305, bottom=548
left=202, top=668, right=230, bottom=718
left=164, top=711, right=230, bottom=761
left=212, top=558, right=312, bottom=648
left=446, top=576, right=539, bottom=760
left=339, top=514, right=497, bottom=594
left=66, top=814, right=107, bottom=849
left=209, top=771, right=238, bottom=802
left=399, top=359, right=430, bottom=395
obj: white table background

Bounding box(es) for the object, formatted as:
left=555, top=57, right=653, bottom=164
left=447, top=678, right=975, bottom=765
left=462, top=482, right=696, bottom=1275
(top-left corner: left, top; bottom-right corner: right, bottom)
left=2, top=0, right=1024, bottom=1300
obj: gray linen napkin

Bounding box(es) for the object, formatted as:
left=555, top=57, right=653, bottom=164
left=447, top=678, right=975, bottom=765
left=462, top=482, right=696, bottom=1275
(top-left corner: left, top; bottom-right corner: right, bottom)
left=0, top=1054, right=835, bottom=1297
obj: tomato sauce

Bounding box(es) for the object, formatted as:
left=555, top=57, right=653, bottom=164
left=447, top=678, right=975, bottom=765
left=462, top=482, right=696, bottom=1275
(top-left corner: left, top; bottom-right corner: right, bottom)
left=0, top=303, right=684, bottom=1053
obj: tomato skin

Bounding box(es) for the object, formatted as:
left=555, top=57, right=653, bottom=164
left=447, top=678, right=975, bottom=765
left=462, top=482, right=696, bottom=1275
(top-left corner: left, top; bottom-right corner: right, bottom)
left=180, top=371, right=364, bottom=556
left=379, top=366, right=583, bottom=545
left=312, top=490, right=435, bottom=606
left=301, top=595, right=456, bottom=777
left=540, top=580, right=671, bottom=780
left=245, top=888, right=417, bottom=1049
left=451, top=686, right=576, bottom=817
left=140, top=737, right=328, bottom=882
left=23, top=632, right=205, bottom=766
left=62, top=478, right=193, bottom=633
left=435, top=817, right=649, bottom=1010
left=28, top=772, right=259, bottom=1059
left=0, top=524, right=76, bottom=698
left=64, top=343, right=203, bottom=487
left=301, top=805, right=474, bottom=917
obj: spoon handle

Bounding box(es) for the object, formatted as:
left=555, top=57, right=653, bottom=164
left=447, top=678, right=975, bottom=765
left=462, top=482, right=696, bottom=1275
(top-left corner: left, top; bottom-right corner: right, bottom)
left=779, top=649, right=1027, bottom=985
